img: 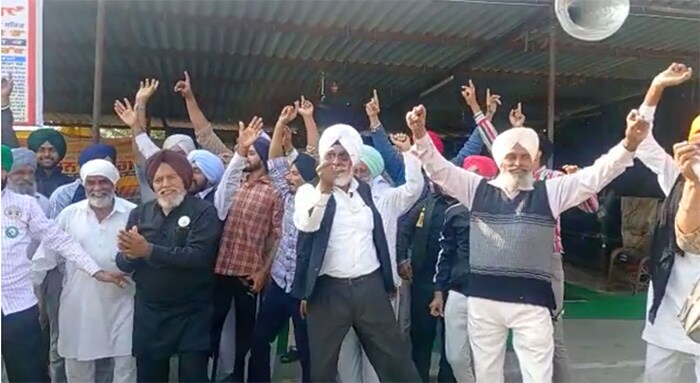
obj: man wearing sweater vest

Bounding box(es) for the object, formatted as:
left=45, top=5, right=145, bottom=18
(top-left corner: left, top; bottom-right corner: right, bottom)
left=405, top=104, right=649, bottom=383
left=293, top=124, right=420, bottom=382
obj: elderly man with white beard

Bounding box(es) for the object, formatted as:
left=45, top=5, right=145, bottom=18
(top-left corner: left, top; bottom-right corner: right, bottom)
left=405, top=104, right=649, bottom=383
left=338, top=138, right=424, bottom=383
left=293, top=124, right=420, bottom=382
left=116, top=150, right=222, bottom=383
left=32, top=159, right=137, bottom=383
left=8, top=148, right=50, bottom=216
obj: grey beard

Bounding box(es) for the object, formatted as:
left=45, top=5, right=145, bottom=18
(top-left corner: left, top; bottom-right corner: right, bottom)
left=8, top=181, right=36, bottom=196
left=88, top=193, right=115, bottom=209
left=157, top=192, right=186, bottom=214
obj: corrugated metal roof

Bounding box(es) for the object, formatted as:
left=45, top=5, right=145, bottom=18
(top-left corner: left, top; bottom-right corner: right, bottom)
left=42, top=0, right=699, bottom=133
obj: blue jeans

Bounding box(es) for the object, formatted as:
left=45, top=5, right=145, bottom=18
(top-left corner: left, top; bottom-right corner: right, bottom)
left=248, top=280, right=310, bottom=382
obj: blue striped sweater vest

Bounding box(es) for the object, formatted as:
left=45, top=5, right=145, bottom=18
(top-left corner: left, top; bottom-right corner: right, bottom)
left=468, top=179, right=556, bottom=309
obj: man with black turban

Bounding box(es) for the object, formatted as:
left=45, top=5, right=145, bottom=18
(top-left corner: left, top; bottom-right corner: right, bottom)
left=116, top=149, right=222, bottom=383
left=27, top=128, right=73, bottom=198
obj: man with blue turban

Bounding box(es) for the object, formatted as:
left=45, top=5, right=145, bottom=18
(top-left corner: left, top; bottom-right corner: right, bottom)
left=187, top=149, right=224, bottom=203
left=27, top=128, right=73, bottom=198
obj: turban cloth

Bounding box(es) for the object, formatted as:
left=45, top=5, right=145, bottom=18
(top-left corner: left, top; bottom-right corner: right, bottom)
left=361, top=145, right=385, bottom=179
left=187, top=149, right=224, bottom=185
left=1, top=144, right=12, bottom=172
left=427, top=130, right=444, bottom=155
left=319, top=124, right=363, bottom=166
left=492, top=127, right=539, bottom=167
left=252, top=137, right=271, bottom=171
left=463, top=155, right=498, bottom=179
left=78, top=144, right=117, bottom=166
left=691, top=115, right=700, bottom=139
left=293, top=152, right=317, bottom=183
left=11, top=148, right=37, bottom=171
left=163, top=134, right=196, bottom=155
left=145, top=150, right=194, bottom=190
left=27, top=129, right=67, bottom=159
left=80, top=159, right=120, bottom=185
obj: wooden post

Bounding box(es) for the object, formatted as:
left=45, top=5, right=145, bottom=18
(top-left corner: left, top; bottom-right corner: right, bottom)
left=547, top=20, right=556, bottom=168
left=91, top=0, right=106, bottom=144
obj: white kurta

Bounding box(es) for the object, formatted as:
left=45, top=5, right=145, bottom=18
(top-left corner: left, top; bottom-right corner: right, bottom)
left=33, top=198, right=137, bottom=361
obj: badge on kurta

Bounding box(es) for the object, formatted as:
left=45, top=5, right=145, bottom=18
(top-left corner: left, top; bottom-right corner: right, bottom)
left=4, top=206, right=22, bottom=220
left=178, top=216, right=191, bottom=228
left=5, top=226, right=19, bottom=239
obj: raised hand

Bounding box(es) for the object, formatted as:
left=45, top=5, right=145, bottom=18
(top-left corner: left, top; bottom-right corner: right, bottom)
left=237, top=116, right=264, bottom=149
left=1, top=73, right=13, bottom=106
left=461, top=80, right=478, bottom=109
left=405, top=105, right=427, bottom=139
left=278, top=105, right=297, bottom=125
left=652, top=63, right=693, bottom=89
left=114, top=98, right=139, bottom=127
left=673, top=138, right=700, bottom=184
left=135, top=78, right=160, bottom=104
left=485, top=88, right=501, bottom=119
left=316, top=161, right=335, bottom=194
left=282, top=126, right=294, bottom=152
left=509, top=103, right=526, bottom=127
left=390, top=133, right=412, bottom=153
left=297, top=95, right=314, bottom=118
left=623, top=109, right=650, bottom=151
left=365, top=89, right=381, bottom=118
left=173, top=71, right=193, bottom=99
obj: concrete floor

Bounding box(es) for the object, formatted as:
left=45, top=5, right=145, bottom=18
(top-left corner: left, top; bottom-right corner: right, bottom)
left=275, top=319, right=697, bottom=383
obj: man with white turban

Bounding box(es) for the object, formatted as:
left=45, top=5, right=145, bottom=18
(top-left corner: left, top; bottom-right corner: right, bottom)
left=187, top=149, right=224, bottom=204
left=292, top=124, right=420, bottom=382
left=338, top=138, right=424, bottom=383
left=406, top=104, right=649, bottom=383
left=32, top=159, right=136, bottom=383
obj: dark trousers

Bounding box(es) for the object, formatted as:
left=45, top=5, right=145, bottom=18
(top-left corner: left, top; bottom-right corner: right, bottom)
left=136, top=352, right=208, bottom=383
left=306, top=270, right=420, bottom=382
left=1, top=305, right=50, bottom=383
left=211, top=275, right=258, bottom=382
left=248, top=280, right=310, bottom=383
left=411, top=281, right=456, bottom=383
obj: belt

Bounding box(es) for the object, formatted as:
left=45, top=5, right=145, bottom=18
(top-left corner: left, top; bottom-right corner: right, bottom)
left=319, top=269, right=380, bottom=286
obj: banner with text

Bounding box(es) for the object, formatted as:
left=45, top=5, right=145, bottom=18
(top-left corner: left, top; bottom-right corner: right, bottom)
left=2, top=0, right=43, bottom=126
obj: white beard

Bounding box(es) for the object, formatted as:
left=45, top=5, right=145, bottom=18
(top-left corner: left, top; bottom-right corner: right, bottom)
left=8, top=180, right=36, bottom=196
left=157, top=191, right=186, bottom=214
left=88, top=192, right=115, bottom=209
left=334, top=172, right=353, bottom=187
left=500, top=171, right=534, bottom=192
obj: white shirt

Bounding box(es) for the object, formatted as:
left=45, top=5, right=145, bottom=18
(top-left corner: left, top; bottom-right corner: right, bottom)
left=413, top=134, right=634, bottom=218
left=1, top=189, right=101, bottom=315
left=32, top=198, right=137, bottom=360
left=635, top=104, right=700, bottom=355
left=294, top=179, right=380, bottom=279
left=371, top=152, right=424, bottom=286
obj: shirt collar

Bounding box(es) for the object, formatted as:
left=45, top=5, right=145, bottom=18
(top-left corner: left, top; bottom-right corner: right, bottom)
left=197, top=186, right=215, bottom=200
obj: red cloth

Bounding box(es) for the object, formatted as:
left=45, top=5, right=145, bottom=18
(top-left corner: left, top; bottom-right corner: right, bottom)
left=462, top=155, right=498, bottom=179
left=427, top=130, right=444, bottom=154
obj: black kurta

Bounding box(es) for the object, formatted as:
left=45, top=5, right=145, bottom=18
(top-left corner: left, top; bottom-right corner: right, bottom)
left=116, top=195, right=222, bottom=359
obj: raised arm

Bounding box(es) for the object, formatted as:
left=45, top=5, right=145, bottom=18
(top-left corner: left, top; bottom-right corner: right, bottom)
left=407, top=105, right=482, bottom=210
left=114, top=97, right=160, bottom=160
left=367, top=90, right=406, bottom=185
left=546, top=110, right=646, bottom=217
left=175, top=71, right=233, bottom=157
left=635, top=63, right=691, bottom=195
left=214, top=117, right=263, bottom=220
left=1, top=74, right=19, bottom=148
left=297, top=96, right=319, bottom=157
left=293, top=160, right=335, bottom=233
left=674, top=137, right=700, bottom=253
left=270, top=105, right=297, bottom=160
left=380, top=134, right=425, bottom=215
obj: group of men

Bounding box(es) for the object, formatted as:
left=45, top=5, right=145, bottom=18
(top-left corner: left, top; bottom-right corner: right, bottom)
left=0, top=61, right=698, bottom=383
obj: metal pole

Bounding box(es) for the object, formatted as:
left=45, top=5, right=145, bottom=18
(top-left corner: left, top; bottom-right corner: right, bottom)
left=91, top=0, right=106, bottom=144
left=547, top=19, right=556, bottom=168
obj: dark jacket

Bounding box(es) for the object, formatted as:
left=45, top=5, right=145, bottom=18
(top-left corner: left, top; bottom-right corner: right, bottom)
left=435, top=203, right=471, bottom=295
left=291, top=181, right=395, bottom=300
left=397, top=192, right=454, bottom=283
left=648, top=175, right=685, bottom=323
